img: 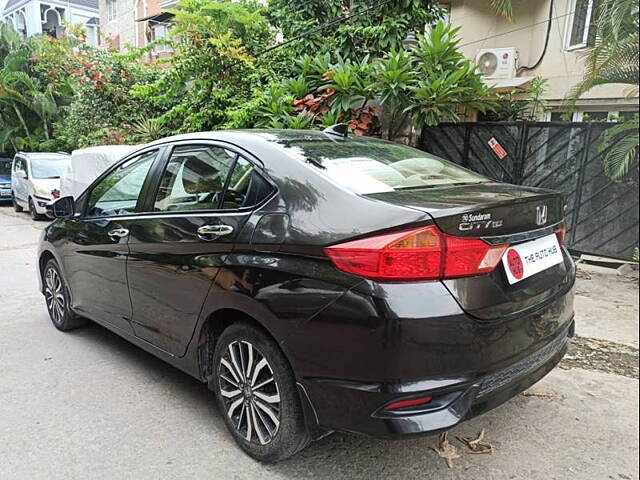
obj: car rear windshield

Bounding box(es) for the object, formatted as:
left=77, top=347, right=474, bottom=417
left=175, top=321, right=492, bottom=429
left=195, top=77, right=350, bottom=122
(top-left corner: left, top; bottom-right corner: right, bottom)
left=30, top=158, right=69, bottom=179
left=278, top=138, right=487, bottom=194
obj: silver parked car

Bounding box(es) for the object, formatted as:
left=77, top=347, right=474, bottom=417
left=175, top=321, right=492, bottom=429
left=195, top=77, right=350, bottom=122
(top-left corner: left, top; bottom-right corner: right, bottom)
left=11, top=152, right=70, bottom=220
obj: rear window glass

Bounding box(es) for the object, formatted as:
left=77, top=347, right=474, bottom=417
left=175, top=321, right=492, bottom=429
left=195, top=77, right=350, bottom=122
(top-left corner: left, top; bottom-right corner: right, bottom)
left=277, top=138, right=486, bottom=194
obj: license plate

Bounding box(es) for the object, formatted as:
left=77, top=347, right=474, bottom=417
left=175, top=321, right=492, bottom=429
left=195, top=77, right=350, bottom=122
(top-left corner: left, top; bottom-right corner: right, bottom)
left=502, top=234, right=563, bottom=284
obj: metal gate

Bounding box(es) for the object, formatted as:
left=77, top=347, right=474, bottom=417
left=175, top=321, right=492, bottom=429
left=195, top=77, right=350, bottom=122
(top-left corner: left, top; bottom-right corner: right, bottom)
left=420, top=122, right=639, bottom=259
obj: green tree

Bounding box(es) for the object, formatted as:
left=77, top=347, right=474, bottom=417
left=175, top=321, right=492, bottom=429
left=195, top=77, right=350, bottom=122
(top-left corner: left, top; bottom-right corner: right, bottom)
left=267, top=0, right=442, bottom=60
left=245, top=22, right=495, bottom=138
left=405, top=23, right=494, bottom=127
left=132, top=0, right=273, bottom=133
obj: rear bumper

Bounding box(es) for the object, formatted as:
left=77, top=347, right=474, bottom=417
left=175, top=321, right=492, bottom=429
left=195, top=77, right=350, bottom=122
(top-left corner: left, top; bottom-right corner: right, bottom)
left=297, top=284, right=574, bottom=438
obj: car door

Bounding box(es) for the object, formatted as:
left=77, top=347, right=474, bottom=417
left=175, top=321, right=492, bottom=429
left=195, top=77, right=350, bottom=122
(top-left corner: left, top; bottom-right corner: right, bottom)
left=61, top=149, right=162, bottom=332
left=12, top=156, right=27, bottom=204
left=125, top=142, right=272, bottom=356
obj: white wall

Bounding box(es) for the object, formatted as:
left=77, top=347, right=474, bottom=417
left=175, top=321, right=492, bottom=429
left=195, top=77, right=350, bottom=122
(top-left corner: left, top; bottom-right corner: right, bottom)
left=450, top=0, right=639, bottom=108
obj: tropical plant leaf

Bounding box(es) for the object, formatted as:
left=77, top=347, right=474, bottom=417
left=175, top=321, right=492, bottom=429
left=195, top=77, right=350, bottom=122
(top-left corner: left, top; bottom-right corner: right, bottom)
left=488, top=0, right=514, bottom=21
left=598, top=117, right=640, bottom=181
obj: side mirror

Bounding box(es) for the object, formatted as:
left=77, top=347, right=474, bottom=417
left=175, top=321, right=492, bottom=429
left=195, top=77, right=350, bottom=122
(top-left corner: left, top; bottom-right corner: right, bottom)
left=49, top=196, right=75, bottom=219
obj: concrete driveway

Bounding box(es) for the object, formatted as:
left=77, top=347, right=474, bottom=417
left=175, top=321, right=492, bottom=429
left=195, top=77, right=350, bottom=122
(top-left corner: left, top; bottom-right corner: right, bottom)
left=0, top=205, right=638, bottom=479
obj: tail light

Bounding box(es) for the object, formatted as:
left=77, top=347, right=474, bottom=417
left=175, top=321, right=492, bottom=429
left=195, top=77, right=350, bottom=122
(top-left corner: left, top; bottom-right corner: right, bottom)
left=555, top=227, right=566, bottom=246
left=324, top=225, right=508, bottom=281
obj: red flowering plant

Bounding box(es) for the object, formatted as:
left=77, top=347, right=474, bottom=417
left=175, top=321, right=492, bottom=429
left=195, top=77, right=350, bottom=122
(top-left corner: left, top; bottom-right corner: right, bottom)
left=348, top=105, right=382, bottom=136
left=284, top=58, right=380, bottom=136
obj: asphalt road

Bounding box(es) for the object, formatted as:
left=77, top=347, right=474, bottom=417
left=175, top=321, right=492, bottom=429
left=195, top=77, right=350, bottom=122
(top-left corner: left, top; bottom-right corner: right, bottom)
left=0, top=205, right=638, bottom=480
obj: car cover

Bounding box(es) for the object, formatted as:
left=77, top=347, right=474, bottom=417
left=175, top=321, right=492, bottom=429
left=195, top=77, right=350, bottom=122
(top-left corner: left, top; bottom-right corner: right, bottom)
left=60, top=145, right=138, bottom=199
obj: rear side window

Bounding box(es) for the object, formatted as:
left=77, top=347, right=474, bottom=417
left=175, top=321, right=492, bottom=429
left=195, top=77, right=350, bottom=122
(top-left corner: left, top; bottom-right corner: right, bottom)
left=154, top=145, right=272, bottom=212
left=154, top=145, right=236, bottom=212
left=277, top=138, right=486, bottom=194
left=220, top=156, right=273, bottom=210
left=87, top=150, right=157, bottom=217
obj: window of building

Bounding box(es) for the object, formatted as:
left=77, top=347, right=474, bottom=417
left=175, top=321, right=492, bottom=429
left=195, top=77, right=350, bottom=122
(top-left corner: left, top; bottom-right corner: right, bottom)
left=41, top=6, right=65, bottom=38
left=549, top=111, right=566, bottom=122
left=565, top=0, right=597, bottom=50
left=15, top=11, right=27, bottom=39
left=547, top=109, right=639, bottom=122
left=151, top=23, right=172, bottom=53
left=107, top=0, right=117, bottom=22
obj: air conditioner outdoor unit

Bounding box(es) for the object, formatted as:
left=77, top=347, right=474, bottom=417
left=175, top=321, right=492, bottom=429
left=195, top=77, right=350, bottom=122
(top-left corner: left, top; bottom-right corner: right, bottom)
left=475, top=48, right=518, bottom=79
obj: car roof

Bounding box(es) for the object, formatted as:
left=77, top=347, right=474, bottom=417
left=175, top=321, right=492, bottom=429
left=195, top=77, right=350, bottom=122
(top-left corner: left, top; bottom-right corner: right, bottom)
left=142, top=129, right=362, bottom=148
left=17, top=152, right=70, bottom=160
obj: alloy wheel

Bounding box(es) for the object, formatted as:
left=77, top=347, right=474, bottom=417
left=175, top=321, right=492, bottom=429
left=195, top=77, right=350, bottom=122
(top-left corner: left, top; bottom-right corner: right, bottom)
left=44, top=267, right=65, bottom=325
left=218, top=340, right=281, bottom=445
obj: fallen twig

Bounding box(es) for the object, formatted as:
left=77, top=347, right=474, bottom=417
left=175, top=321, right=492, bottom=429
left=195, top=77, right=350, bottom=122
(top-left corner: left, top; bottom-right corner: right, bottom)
left=457, top=428, right=493, bottom=454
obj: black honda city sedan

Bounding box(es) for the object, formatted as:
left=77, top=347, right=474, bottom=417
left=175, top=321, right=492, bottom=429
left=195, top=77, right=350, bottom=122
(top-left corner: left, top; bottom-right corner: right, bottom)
left=38, top=127, right=575, bottom=462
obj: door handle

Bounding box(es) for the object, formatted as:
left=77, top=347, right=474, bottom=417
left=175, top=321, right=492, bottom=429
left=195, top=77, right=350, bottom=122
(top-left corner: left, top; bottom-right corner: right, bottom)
left=197, top=224, right=234, bottom=240
left=108, top=228, right=129, bottom=241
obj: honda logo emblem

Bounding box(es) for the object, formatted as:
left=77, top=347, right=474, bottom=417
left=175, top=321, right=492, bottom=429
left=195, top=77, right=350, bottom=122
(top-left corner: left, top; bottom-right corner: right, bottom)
left=536, top=205, right=548, bottom=225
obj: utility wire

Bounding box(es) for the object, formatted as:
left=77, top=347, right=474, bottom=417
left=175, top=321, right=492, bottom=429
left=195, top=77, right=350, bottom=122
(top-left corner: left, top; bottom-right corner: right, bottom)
left=459, top=9, right=576, bottom=49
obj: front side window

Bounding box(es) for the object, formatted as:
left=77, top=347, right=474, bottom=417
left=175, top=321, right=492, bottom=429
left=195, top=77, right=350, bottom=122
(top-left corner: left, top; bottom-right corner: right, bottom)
left=29, top=158, right=69, bottom=179
left=566, top=0, right=596, bottom=49
left=13, top=158, right=24, bottom=173
left=154, top=145, right=237, bottom=212
left=276, top=138, right=486, bottom=195
left=87, top=150, right=157, bottom=217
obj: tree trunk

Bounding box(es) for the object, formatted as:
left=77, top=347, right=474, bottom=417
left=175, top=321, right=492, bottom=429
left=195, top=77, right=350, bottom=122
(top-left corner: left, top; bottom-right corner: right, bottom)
left=43, top=118, right=50, bottom=140
left=12, top=105, right=30, bottom=137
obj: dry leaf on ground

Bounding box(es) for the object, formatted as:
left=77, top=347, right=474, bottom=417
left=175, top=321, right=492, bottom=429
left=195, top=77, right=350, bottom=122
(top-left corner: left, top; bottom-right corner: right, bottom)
left=431, top=431, right=461, bottom=468
left=457, top=428, right=493, bottom=454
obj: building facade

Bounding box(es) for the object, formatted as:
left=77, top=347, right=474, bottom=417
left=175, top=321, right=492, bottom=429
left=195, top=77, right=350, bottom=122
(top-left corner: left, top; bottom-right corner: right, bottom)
left=448, top=0, right=639, bottom=120
left=99, top=0, right=174, bottom=54
left=2, top=0, right=99, bottom=46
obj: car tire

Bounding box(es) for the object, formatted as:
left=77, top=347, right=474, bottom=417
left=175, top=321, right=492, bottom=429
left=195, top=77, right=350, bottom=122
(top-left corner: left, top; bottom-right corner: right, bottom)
left=43, top=259, right=86, bottom=331
left=12, top=193, right=23, bottom=212
left=29, top=198, right=43, bottom=220
left=210, top=322, right=311, bottom=463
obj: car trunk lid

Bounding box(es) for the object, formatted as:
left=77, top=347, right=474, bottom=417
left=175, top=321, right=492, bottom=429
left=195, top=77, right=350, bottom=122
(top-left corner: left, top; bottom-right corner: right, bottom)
left=366, top=183, right=574, bottom=320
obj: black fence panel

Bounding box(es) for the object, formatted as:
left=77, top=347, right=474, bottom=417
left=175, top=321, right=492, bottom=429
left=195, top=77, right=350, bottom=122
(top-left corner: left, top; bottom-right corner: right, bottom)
left=420, top=122, right=639, bottom=259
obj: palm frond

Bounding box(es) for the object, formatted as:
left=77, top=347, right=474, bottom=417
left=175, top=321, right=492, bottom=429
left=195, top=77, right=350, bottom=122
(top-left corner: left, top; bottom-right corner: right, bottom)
left=488, top=0, right=514, bottom=21
left=598, top=117, right=640, bottom=181
left=566, top=0, right=639, bottom=112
